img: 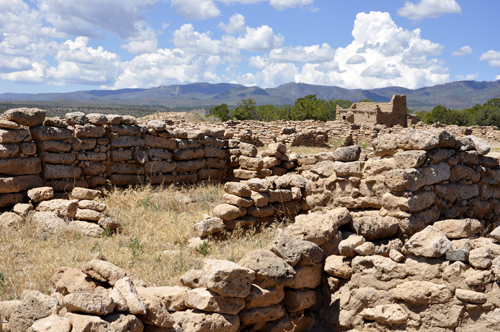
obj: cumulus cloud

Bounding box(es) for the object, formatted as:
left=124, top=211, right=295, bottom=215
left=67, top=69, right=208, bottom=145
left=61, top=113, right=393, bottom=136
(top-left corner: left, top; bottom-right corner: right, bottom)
left=234, top=25, right=284, bottom=52
left=218, top=14, right=246, bottom=34
left=171, top=0, right=220, bottom=20
left=479, top=50, right=500, bottom=67
left=109, top=49, right=221, bottom=89
left=121, top=23, right=158, bottom=54
left=173, top=24, right=240, bottom=57
left=452, top=46, right=473, bottom=56
left=249, top=11, right=449, bottom=89
left=397, top=0, right=461, bottom=21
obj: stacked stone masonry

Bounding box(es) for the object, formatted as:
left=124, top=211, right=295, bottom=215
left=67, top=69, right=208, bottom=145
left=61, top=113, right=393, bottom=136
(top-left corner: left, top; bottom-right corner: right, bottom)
left=0, top=109, right=228, bottom=208
left=4, top=107, right=500, bottom=331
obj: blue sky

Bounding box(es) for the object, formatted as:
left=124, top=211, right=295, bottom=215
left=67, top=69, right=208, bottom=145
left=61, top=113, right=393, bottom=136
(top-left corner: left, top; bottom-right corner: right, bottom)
left=1, top=0, right=499, bottom=94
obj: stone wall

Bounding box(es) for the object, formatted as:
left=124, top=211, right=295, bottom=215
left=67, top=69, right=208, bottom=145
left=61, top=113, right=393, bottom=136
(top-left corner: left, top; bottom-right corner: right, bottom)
left=0, top=109, right=227, bottom=208
left=4, top=109, right=500, bottom=331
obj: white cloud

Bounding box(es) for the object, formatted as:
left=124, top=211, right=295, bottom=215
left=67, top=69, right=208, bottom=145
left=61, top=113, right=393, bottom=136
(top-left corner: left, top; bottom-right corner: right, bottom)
left=171, top=0, right=220, bottom=20
left=234, top=25, right=284, bottom=52
left=218, top=14, right=246, bottom=34
left=452, top=46, right=473, bottom=56
left=37, top=0, right=161, bottom=39
left=346, top=54, right=366, bottom=64
left=121, top=23, right=158, bottom=54
left=248, top=11, right=449, bottom=89
left=173, top=24, right=240, bottom=57
left=110, top=49, right=221, bottom=89
left=46, top=37, right=122, bottom=85
left=218, top=0, right=314, bottom=11
left=496, top=75, right=500, bottom=81
left=479, top=50, right=500, bottom=67
left=267, top=44, right=334, bottom=63
left=456, top=72, right=478, bottom=80
left=397, top=0, right=461, bottom=21
left=268, top=0, right=314, bottom=10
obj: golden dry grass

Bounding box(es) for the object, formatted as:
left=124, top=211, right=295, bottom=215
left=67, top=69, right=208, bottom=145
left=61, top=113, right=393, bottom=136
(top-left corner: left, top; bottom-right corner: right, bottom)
left=0, top=183, right=284, bottom=301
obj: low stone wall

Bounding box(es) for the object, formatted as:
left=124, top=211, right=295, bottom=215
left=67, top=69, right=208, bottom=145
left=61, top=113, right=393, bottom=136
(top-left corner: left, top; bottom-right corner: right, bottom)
left=0, top=109, right=227, bottom=208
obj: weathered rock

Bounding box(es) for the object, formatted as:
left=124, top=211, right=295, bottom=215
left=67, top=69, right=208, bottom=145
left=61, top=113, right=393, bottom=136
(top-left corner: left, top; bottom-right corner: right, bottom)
left=238, top=250, right=295, bottom=287
left=137, top=286, right=188, bottom=312
left=350, top=212, right=399, bottom=241
left=469, top=135, right=490, bottom=155
left=333, top=145, right=361, bottom=162
left=75, top=208, right=104, bottom=222
left=238, top=304, right=285, bottom=326
left=52, top=267, right=100, bottom=295
left=102, top=312, right=144, bottom=332
left=0, top=211, right=23, bottom=229
left=137, top=293, right=175, bottom=327
left=64, top=293, right=115, bottom=315
left=269, top=229, right=323, bottom=266
left=10, top=296, right=51, bottom=332
left=193, top=217, right=226, bottom=237
left=114, top=277, right=147, bottom=315
left=27, top=187, right=54, bottom=203
left=78, top=200, right=106, bottom=212
left=213, top=204, right=247, bottom=221
left=65, top=312, right=109, bottom=332
left=171, top=309, right=240, bottom=332
left=36, top=199, right=78, bottom=218
left=469, top=247, right=492, bottom=269
left=244, top=285, right=284, bottom=309
left=239, top=143, right=258, bottom=157
left=69, top=220, right=104, bottom=237
left=360, top=304, right=408, bottom=326
left=181, top=269, right=206, bottom=289
left=203, top=259, right=255, bottom=298
left=351, top=255, right=407, bottom=281
left=285, top=211, right=341, bottom=246
left=31, top=211, right=67, bottom=234
left=338, top=234, right=365, bottom=257
left=390, top=280, right=453, bottom=304
left=405, top=225, right=452, bottom=258
left=393, top=150, right=427, bottom=168
left=4, top=108, right=46, bottom=126
left=223, top=194, right=254, bottom=208
left=354, top=241, right=376, bottom=256
left=81, top=259, right=128, bottom=286
left=184, top=288, right=245, bottom=315
left=311, top=160, right=336, bottom=177
left=72, top=187, right=101, bottom=200
left=285, top=264, right=322, bottom=289
left=324, top=255, right=353, bottom=279
left=28, top=314, right=71, bottom=332
left=455, top=289, right=487, bottom=304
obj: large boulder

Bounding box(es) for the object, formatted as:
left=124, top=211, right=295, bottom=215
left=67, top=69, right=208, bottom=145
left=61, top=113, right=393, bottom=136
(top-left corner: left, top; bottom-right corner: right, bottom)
left=171, top=309, right=240, bottom=332
left=4, top=108, right=46, bottom=127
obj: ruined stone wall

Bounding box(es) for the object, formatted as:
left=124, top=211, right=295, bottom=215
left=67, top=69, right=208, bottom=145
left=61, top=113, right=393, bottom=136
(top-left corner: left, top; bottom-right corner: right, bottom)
left=0, top=109, right=228, bottom=208
left=3, top=109, right=500, bottom=331
left=199, top=129, right=500, bottom=331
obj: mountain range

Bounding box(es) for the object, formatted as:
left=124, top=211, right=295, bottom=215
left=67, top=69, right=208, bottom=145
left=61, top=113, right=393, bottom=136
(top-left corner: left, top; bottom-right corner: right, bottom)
left=1, top=80, right=500, bottom=111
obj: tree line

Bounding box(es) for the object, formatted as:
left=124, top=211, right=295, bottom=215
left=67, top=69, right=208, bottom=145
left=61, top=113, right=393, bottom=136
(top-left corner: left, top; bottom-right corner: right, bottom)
left=208, top=95, right=353, bottom=122
left=415, top=98, right=500, bottom=127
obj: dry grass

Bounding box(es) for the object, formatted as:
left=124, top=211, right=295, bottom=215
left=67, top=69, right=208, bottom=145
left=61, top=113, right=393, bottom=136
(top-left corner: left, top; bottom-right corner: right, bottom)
left=0, top=183, right=283, bottom=301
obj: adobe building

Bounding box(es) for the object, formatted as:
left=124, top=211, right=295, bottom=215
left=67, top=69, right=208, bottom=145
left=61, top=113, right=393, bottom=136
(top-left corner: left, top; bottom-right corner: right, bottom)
left=336, top=94, right=408, bottom=127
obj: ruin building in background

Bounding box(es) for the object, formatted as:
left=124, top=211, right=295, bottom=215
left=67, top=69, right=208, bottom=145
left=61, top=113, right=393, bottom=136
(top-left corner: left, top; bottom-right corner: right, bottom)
left=336, top=94, right=408, bottom=127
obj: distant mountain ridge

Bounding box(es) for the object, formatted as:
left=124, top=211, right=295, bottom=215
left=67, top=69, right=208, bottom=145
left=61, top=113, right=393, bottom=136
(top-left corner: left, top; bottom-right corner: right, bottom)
left=1, top=81, right=500, bottom=111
